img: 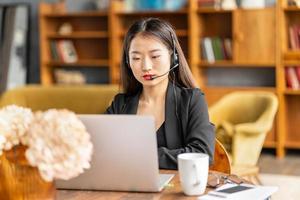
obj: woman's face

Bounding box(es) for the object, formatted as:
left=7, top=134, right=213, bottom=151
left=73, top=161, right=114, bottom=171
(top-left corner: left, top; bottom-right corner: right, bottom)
left=128, top=34, right=171, bottom=87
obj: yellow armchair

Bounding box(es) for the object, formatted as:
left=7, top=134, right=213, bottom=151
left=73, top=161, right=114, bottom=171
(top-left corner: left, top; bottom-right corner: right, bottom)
left=208, top=92, right=278, bottom=167
left=0, top=84, right=119, bottom=114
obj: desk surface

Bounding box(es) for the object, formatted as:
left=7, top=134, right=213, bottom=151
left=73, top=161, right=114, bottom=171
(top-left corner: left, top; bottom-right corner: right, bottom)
left=56, top=170, right=210, bottom=200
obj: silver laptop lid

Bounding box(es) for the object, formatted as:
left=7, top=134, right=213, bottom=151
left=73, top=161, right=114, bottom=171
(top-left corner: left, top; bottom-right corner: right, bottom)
left=56, top=114, right=161, bottom=192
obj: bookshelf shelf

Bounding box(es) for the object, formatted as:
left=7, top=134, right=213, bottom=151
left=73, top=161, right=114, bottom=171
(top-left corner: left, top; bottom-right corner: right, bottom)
left=284, top=50, right=300, bottom=57
left=283, top=6, right=300, bottom=12
left=199, top=61, right=275, bottom=67
left=118, top=29, right=188, bottom=38
left=284, top=89, right=300, bottom=95
left=197, top=8, right=233, bottom=13
left=204, top=86, right=276, bottom=91
left=47, top=59, right=109, bottom=67
left=263, top=141, right=277, bottom=148
left=284, top=141, right=300, bottom=148
left=115, top=9, right=188, bottom=16
left=283, top=61, right=300, bottom=65
left=43, top=12, right=108, bottom=18
left=47, top=31, right=109, bottom=39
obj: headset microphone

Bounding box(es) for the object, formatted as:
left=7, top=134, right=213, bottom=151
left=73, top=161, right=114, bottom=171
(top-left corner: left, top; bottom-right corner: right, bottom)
left=148, top=63, right=179, bottom=80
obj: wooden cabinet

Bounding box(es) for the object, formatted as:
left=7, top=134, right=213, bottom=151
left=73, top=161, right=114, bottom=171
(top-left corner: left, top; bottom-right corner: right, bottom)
left=233, top=8, right=276, bottom=64
left=39, top=0, right=300, bottom=157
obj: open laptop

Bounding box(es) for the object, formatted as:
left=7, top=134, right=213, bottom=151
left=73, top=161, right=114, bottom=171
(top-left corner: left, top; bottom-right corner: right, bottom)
left=56, top=114, right=174, bottom=192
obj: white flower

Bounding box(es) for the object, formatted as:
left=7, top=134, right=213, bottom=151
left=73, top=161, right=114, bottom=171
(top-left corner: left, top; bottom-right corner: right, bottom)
left=25, top=109, right=93, bottom=182
left=0, top=105, right=33, bottom=154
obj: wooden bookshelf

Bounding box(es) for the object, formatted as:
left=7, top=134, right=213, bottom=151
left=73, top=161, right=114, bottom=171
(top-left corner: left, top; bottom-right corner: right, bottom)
left=39, top=1, right=300, bottom=157
left=39, top=3, right=111, bottom=84
left=188, top=0, right=277, bottom=152
left=277, top=0, right=300, bottom=157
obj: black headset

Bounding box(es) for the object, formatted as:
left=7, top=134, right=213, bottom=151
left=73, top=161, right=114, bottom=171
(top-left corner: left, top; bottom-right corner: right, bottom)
left=170, top=32, right=179, bottom=68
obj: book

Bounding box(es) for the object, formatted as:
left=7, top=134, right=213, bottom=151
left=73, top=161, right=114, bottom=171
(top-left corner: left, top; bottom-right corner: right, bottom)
left=203, top=37, right=215, bottom=63
left=57, top=40, right=78, bottom=63
left=223, top=38, right=232, bottom=59
left=50, top=40, right=57, bottom=60
left=201, top=39, right=208, bottom=60
left=289, top=25, right=300, bottom=50
left=285, top=67, right=300, bottom=90
left=221, top=39, right=228, bottom=60
left=214, top=37, right=224, bottom=60
left=198, top=0, right=221, bottom=8
left=295, top=66, right=300, bottom=84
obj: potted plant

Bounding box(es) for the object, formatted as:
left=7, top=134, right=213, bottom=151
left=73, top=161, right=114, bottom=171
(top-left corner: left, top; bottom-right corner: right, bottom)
left=0, top=105, right=93, bottom=199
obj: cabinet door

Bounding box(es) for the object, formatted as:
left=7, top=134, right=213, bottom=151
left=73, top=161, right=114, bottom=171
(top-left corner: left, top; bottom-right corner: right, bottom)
left=233, top=8, right=276, bottom=64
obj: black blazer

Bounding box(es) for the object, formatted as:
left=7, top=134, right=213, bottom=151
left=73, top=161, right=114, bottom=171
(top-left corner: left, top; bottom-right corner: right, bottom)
left=105, top=83, right=215, bottom=169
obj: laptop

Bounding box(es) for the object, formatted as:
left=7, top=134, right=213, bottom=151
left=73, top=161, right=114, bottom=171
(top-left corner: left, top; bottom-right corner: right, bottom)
left=56, top=114, right=174, bottom=192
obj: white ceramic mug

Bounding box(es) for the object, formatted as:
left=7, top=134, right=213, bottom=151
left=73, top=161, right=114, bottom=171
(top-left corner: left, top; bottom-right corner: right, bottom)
left=178, top=153, right=209, bottom=196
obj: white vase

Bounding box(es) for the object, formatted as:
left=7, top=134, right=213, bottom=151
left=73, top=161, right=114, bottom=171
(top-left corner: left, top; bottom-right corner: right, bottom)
left=240, top=0, right=265, bottom=9
left=222, top=0, right=237, bottom=10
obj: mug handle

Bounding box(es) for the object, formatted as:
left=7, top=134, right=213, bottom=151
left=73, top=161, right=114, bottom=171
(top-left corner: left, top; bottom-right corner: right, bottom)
left=193, top=162, right=201, bottom=186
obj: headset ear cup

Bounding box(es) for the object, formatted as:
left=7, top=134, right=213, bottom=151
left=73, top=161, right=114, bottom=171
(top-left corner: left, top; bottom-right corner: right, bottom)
left=171, top=32, right=179, bottom=67
left=126, top=55, right=130, bottom=68
left=172, top=51, right=179, bottom=68
left=174, top=52, right=179, bottom=65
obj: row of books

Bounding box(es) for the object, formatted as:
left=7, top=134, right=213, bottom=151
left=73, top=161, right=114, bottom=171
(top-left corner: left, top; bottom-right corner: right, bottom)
left=124, top=0, right=187, bottom=11
left=198, top=0, right=275, bottom=9
left=285, top=67, right=300, bottom=90
left=201, top=37, right=232, bottom=63
left=50, top=40, right=78, bottom=63
left=198, top=0, right=221, bottom=9
left=0, top=5, right=29, bottom=94
left=289, top=25, right=300, bottom=50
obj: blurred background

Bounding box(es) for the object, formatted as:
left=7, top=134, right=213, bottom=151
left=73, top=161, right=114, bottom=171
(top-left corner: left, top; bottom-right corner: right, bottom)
left=0, top=0, right=299, bottom=199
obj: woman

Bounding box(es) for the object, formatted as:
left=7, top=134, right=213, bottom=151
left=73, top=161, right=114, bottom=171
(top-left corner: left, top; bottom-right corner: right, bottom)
left=105, top=18, right=215, bottom=169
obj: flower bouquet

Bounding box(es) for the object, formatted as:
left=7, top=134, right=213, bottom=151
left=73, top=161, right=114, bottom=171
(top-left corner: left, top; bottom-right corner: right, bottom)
left=0, top=105, right=93, bottom=200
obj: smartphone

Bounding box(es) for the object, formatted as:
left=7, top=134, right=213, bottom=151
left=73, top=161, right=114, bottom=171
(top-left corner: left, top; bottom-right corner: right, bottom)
left=208, top=184, right=255, bottom=198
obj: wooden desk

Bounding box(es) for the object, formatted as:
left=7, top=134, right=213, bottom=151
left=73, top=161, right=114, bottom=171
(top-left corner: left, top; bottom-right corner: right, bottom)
left=57, top=170, right=206, bottom=200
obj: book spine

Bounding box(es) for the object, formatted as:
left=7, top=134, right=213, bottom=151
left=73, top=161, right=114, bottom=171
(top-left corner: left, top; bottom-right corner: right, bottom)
left=204, top=37, right=215, bottom=63
left=56, top=40, right=65, bottom=62
left=295, top=66, right=300, bottom=85
left=224, top=38, right=232, bottom=59
left=286, top=67, right=300, bottom=89
left=289, top=26, right=297, bottom=50
left=200, top=39, right=208, bottom=60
